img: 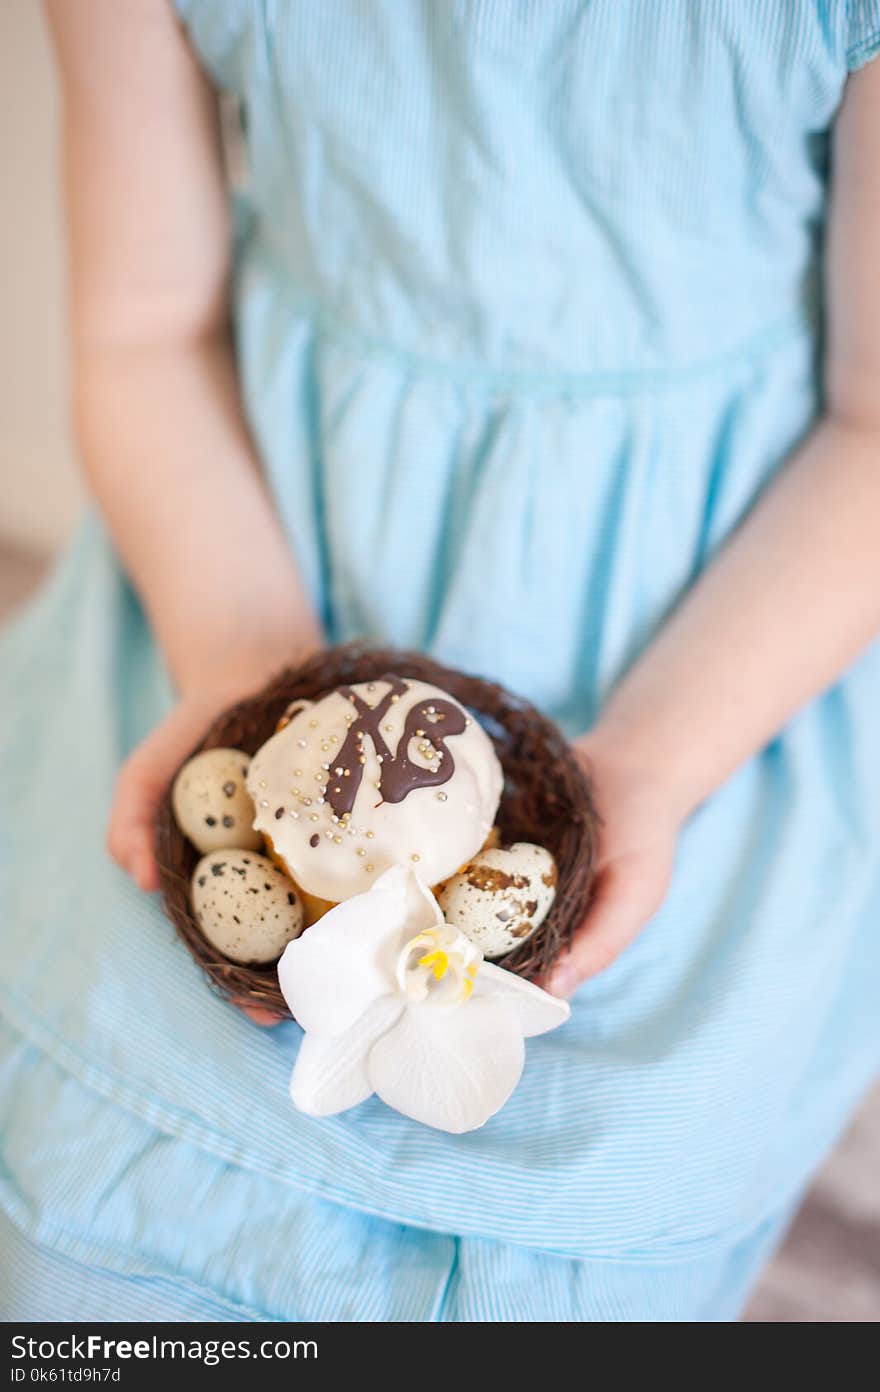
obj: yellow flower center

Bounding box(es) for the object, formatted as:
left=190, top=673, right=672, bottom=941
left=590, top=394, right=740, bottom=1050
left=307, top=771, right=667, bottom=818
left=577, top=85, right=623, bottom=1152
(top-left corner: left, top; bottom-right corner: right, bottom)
left=397, top=926, right=482, bottom=1005
left=417, top=948, right=450, bottom=980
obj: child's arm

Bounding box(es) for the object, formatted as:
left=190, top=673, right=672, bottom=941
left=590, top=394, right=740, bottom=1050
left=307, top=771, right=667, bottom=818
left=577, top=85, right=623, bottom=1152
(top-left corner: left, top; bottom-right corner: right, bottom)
left=46, top=1, right=322, bottom=895
left=551, top=60, right=880, bottom=995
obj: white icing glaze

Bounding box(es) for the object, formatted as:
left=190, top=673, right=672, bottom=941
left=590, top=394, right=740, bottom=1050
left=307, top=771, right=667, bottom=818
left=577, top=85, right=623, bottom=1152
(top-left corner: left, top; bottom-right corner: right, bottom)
left=437, top=843, right=557, bottom=958
left=172, top=747, right=261, bottom=854
left=247, top=677, right=503, bottom=901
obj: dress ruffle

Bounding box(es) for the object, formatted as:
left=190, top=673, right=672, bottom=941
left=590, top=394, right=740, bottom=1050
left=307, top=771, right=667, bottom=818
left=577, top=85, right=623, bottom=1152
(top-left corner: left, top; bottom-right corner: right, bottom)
left=0, top=1017, right=798, bottom=1321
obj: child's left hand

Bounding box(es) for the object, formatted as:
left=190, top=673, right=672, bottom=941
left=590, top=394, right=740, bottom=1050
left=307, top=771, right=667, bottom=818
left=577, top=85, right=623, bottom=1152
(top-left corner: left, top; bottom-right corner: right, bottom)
left=546, top=733, right=683, bottom=998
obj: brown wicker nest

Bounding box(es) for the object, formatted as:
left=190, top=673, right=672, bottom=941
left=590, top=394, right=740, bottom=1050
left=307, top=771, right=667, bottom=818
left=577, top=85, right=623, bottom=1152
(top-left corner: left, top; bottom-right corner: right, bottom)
left=156, top=644, right=597, bottom=1019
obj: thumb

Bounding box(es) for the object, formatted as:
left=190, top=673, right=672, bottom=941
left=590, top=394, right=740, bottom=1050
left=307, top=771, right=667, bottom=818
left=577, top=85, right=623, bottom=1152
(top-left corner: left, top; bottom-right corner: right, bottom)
left=107, top=701, right=212, bottom=892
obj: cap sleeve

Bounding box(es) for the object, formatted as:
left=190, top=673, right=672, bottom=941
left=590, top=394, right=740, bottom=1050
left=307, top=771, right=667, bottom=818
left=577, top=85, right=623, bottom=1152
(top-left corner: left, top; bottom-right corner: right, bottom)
left=846, top=0, right=880, bottom=70
left=171, top=0, right=251, bottom=95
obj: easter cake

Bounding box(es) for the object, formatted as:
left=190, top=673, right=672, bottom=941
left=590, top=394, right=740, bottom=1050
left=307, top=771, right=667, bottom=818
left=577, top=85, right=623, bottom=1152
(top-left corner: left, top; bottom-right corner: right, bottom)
left=157, top=644, right=595, bottom=1018
left=156, top=647, right=596, bottom=1131
left=169, top=674, right=560, bottom=967
left=247, top=676, right=503, bottom=901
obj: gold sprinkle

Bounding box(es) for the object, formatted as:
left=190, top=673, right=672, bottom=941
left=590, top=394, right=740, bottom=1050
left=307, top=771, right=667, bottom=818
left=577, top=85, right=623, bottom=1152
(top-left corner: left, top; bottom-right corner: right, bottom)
left=259, top=780, right=267, bottom=789
left=436, top=792, right=448, bottom=802
left=333, top=835, right=342, bottom=844
left=385, top=724, right=394, bottom=732
left=301, top=797, right=312, bottom=806
left=365, top=863, right=374, bottom=872
left=309, top=813, right=319, bottom=822
left=356, top=848, right=365, bottom=857
left=390, top=694, right=400, bottom=703
left=330, top=734, right=338, bottom=743
left=294, top=769, right=302, bottom=777
left=344, top=769, right=351, bottom=777
left=410, top=853, right=420, bottom=863
left=358, top=755, right=366, bottom=765
left=309, top=719, right=318, bottom=728
left=416, top=729, right=425, bottom=737
left=366, top=830, right=375, bottom=839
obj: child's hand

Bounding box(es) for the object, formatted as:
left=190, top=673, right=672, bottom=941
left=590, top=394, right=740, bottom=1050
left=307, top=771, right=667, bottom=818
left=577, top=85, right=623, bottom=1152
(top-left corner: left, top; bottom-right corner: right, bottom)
left=108, top=642, right=322, bottom=1029
left=108, top=683, right=252, bottom=896
left=546, top=734, right=684, bottom=998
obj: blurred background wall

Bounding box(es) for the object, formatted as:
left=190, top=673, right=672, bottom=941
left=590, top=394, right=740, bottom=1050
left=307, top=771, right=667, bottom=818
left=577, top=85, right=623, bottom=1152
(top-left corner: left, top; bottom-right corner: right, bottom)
left=1, top=0, right=82, bottom=554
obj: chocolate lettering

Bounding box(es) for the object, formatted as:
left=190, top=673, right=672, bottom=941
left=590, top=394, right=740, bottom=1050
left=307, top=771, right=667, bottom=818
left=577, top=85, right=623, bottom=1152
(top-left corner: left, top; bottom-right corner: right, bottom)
left=326, top=677, right=467, bottom=819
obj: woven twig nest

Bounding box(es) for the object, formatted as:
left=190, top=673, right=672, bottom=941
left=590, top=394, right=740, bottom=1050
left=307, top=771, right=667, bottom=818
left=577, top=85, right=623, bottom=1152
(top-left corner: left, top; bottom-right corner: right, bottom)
left=156, top=644, right=597, bottom=1019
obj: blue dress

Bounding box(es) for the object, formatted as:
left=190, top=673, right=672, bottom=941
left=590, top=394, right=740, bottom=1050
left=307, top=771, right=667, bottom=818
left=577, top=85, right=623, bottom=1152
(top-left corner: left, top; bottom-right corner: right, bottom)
left=2, top=0, right=880, bottom=1322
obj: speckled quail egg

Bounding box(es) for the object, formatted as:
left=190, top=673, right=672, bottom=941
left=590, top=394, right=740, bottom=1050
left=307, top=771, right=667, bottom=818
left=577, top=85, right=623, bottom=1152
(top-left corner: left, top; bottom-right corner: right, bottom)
left=172, top=748, right=261, bottom=853
left=437, top=843, right=558, bottom=959
left=191, top=850, right=304, bottom=964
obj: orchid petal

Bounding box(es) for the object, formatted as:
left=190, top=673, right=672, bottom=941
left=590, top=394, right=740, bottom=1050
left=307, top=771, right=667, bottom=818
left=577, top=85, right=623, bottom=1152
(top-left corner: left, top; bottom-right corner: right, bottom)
left=277, top=875, right=407, bottom=1036
left=289, top=995, right=403, bottom=1116
left=367, top=998, right=525, bottom=1133
left=474, top=962, right=571, bottom=1037
left=398, top=864, right=445, bottom=934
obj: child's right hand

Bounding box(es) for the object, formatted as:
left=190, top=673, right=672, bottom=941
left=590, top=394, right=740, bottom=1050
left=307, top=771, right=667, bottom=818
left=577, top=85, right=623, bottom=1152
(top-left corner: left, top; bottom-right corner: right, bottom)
left=107, top=683, right=252, bottom=896
left=108, top=640, right=322, bottom=1029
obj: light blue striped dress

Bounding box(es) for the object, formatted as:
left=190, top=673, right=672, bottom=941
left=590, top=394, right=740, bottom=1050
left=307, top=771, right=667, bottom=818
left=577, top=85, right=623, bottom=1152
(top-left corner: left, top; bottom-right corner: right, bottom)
left=2, top=1, right=880, bottom=1322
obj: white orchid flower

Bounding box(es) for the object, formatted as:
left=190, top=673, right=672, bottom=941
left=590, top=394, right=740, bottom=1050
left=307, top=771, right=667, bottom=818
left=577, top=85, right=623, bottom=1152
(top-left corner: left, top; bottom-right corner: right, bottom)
left=277, top=865, right=570, bottom=1133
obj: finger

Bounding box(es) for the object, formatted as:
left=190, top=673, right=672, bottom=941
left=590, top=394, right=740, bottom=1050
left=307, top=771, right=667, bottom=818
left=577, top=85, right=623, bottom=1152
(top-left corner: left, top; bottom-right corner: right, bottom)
left=108, top=749, right=169, bottom=887
left=107, top=705, right=207, bottom=886
left=547, top=862, right=664, bottom=997
left=236, top=1001, right=284, bottom=1028
left=131, top=845, right=160, bottom=895
left=107, top=758, right=157, bottom=884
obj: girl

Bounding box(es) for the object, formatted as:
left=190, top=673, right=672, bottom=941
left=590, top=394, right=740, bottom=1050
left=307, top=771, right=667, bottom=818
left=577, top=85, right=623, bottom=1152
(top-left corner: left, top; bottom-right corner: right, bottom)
left=1, top=0, right=879, bottom=1321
